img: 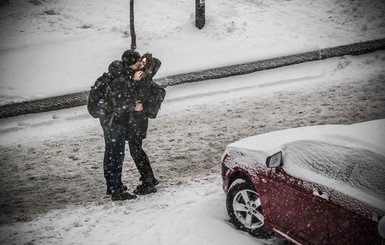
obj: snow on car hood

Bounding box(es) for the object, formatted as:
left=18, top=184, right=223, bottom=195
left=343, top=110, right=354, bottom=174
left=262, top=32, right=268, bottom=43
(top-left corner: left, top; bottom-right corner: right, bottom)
left=226, top=119, right=385, bottom=158
left=224, top=119, right=385, bottom=211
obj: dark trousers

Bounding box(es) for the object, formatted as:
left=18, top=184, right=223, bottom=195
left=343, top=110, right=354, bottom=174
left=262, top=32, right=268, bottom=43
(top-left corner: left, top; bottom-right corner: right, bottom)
left=127, top=137, right=156, bottom=185
left=102, top=124, right=156, bottom=193
left=102, top=125, right=126, bottom=194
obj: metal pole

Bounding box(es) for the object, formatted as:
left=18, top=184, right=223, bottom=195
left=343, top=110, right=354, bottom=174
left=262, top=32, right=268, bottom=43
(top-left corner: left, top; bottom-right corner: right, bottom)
left=195, top=0, right=205, bottom=29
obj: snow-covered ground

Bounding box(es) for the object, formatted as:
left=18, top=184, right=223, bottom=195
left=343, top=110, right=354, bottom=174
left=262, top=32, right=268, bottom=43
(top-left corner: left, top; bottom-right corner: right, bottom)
left=1, top=0, right=385, bottom=244
left=1, top=51, right=385, bottom=244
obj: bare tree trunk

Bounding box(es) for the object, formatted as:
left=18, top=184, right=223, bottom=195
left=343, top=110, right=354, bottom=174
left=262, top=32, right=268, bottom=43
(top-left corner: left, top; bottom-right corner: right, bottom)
left=130, top=0, right=137, bottom=50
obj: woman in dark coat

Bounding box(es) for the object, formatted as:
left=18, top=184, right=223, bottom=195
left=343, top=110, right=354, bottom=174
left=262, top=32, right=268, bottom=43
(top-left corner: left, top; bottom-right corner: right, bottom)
left=126, top=53, right=162, bottom=195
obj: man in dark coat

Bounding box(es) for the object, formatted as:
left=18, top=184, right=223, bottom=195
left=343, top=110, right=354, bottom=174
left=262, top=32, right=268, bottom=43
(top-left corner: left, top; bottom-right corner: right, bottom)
left=125, top=53, right=162, bottom=195
left=101, top=50, right=141, bottom=201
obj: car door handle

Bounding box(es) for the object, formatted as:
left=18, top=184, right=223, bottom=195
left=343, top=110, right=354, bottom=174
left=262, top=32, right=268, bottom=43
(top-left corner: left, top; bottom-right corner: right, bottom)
left=312, top=189, right=329, bottom=201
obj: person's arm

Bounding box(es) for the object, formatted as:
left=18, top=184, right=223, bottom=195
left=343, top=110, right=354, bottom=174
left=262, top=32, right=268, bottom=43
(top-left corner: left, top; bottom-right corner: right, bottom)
left=151, top=58, right=161, bottom=78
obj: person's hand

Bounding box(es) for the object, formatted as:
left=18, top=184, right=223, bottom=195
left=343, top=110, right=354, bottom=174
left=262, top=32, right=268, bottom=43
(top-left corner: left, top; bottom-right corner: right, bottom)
left=133, top=71, right=144, bottom=81
left=134, top=101, right=143, bottom=112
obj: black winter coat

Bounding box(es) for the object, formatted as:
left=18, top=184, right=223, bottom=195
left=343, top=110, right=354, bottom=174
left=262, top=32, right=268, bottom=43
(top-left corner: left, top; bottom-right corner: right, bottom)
left=126, top=58, right=162, bottom=140
left=101, top=63, right=136, bottom=128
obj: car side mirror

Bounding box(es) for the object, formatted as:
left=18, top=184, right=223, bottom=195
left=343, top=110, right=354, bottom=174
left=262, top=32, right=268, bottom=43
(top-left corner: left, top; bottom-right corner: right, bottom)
left=266, top=151, right=282, bottom=168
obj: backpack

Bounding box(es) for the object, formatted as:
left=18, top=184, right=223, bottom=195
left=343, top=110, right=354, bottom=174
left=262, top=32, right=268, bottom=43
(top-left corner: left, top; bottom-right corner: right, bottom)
left=87, top=73, right=112, bottom=119
left=88, top=60, right=125, bottom=119
left=147, top=81, right=166, bottom=119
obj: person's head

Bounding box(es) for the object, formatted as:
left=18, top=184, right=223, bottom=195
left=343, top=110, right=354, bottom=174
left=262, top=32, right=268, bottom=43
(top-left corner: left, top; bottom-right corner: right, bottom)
left=108, top=60, right=124, bottom=77
left=138, top=53, right=153, bottom=71
left=121, top=50, right=141, bottom=70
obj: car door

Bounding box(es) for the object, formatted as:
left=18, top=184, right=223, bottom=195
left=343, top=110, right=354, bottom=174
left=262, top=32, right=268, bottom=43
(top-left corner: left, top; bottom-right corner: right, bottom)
left=327, top=195, right=380, bottom=245
left=327, top=152, right=385, bottom=245
left=265, top=168, right=329, bottom=244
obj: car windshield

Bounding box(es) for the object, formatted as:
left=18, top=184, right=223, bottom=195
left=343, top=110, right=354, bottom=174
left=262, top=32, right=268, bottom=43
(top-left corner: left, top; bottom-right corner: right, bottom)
left=283, top=141, right=385, bottom=199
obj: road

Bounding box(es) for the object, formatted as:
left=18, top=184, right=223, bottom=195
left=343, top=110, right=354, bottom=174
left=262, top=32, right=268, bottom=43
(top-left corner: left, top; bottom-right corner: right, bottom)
left=0, top=53, right=385, bottom=225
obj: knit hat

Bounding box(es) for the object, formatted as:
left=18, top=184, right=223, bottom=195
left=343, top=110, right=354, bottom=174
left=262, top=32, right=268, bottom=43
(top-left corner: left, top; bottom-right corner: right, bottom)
left=121, top=50, right=141, bottom=66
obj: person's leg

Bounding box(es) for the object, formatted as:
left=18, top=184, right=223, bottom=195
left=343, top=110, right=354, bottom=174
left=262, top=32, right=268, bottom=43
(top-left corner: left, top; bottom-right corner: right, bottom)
left=105, top=126, right=126, bottom=194
left=128, top=138, right=158, bottom=194
left=102, top=125, right=112, bottom=193
left=103, top=125, right=129, bottom=195
left=128, top=138, right=157, bottom=183
left=105, top=126, right=137, bottom=200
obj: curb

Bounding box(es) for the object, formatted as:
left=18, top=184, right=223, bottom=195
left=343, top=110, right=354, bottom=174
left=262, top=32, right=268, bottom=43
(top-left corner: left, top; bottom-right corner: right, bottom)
left=1, top=38, right=385, bottom=119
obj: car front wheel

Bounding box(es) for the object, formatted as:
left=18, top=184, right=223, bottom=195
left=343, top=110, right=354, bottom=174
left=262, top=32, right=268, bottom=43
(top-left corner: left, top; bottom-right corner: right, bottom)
left=226, top=180, right=273, bottom=239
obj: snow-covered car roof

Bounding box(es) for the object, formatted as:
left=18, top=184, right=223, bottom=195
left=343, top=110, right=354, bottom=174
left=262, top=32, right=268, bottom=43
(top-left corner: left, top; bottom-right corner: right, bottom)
left=226, top=119, right=385, bottom=158
left=224, top=119, right=385, bottom=212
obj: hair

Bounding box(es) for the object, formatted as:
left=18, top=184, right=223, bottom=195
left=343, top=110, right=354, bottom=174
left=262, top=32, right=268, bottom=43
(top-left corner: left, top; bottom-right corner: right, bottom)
left=141, top=53, right=153, bottom=71
left=140, top=53, right=154, bottom=80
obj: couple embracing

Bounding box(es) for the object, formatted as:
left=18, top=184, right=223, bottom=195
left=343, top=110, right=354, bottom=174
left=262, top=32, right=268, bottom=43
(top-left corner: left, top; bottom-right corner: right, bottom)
left=96, top=50, right=165, bottom=201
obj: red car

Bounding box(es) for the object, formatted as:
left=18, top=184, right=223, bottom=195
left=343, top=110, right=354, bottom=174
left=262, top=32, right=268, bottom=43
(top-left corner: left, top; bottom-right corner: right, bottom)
left=221, top=120, right=385, bottom=245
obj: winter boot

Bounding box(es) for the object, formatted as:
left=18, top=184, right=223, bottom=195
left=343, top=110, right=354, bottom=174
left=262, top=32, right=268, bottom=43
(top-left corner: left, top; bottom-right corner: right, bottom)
left=133, top=181, right=158, bottom=195
left=111, top=191, right=137, bottom=201
left=107, top=185, right=128, bottom=195
left=139, top=177, right=159, bottom=187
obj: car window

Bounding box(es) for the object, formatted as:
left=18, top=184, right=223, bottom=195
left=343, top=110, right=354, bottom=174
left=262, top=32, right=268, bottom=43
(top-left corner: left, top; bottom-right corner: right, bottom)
left=284, top=141, right=354, bottom=181
left=284, top=141, right=385, bottom=199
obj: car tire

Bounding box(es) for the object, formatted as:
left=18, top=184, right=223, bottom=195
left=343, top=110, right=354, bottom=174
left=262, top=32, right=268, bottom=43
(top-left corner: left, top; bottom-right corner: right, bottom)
left=226, top=180, right=273, bottom=239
